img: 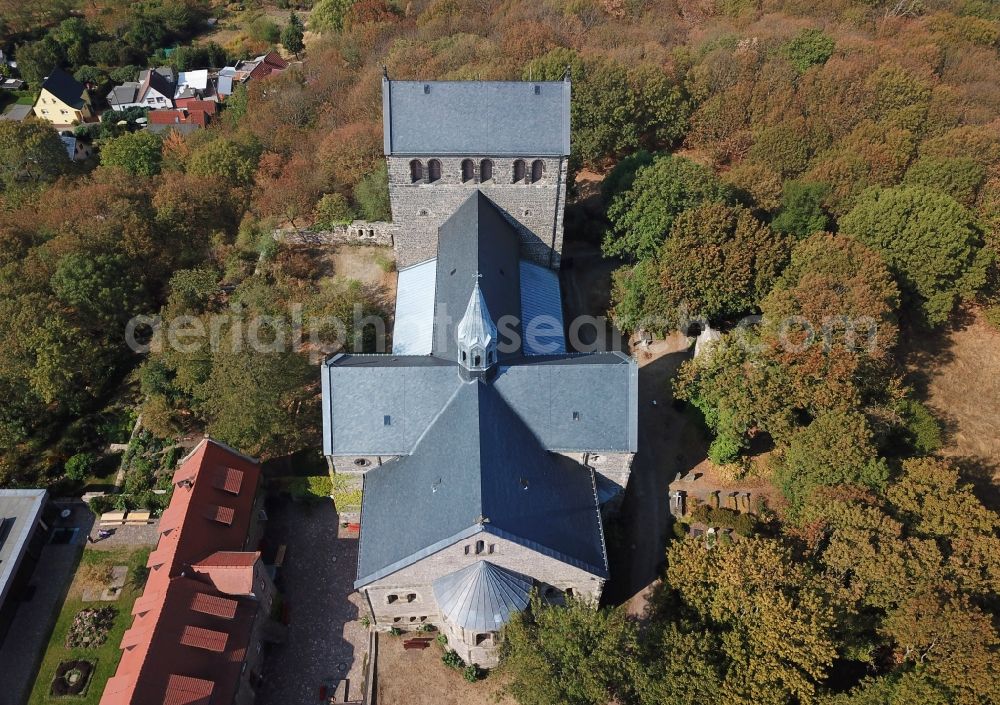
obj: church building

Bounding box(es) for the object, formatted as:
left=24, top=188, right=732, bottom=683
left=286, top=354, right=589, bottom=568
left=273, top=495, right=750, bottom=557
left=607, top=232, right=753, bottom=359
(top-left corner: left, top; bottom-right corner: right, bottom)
left=320, top=74, right=638, bottom=667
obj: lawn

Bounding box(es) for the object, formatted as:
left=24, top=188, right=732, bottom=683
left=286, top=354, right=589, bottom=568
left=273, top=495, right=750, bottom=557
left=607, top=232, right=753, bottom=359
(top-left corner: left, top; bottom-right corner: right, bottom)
left=26, top=547, right=151, bottom=705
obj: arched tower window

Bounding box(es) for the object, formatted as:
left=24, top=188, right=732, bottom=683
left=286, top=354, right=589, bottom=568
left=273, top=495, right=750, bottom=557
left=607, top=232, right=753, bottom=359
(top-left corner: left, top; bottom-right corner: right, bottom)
left=531, top=159, right=544, bottom=183
left=409, top=159, right=424, bottom=183
left=512, top=159, right=526, bottom=183
left=461, top=159, right=475, bottom=183
left=427, top=159, right=442, bottom=183
left=480, top=159, right=493, bottom=182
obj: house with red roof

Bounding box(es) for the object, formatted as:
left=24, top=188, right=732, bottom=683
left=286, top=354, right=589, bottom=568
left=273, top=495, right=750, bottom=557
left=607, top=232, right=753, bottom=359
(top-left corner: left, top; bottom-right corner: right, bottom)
left=100, top=439, right=278, bottom=705
left=147, top=108, right=211, bottom=136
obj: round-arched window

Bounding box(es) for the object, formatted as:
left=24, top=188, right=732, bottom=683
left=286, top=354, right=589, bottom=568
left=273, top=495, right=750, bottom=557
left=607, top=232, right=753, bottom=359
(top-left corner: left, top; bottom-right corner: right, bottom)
left=409, top=159, right=424, bottom=183
left=512, top=159, right=526, bottom=183
left=427, top=159, right=442, bottom=183
left=461, top=159, right=475, bottom=183
left=531, top=159, right=544, bottom=183
left=480, top=159, right=493, bottom=182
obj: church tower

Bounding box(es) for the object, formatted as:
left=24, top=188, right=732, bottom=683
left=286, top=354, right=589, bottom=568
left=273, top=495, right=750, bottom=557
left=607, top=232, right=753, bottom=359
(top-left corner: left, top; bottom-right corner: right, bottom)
left=381, top=74, right=571, bottom=269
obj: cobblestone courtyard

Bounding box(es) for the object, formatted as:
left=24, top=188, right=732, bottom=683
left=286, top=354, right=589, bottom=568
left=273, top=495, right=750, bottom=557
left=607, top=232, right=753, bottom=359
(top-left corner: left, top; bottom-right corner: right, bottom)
left=256, top=498, right=368, bottom=705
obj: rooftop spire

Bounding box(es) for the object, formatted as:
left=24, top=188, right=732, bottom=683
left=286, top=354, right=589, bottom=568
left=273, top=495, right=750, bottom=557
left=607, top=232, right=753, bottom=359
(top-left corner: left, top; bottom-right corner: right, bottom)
left=456, top=282, right=498, bottom=373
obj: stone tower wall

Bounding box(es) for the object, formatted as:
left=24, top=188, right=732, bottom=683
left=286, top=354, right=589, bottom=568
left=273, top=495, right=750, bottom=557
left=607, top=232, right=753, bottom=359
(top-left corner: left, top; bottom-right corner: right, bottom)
left=387, top=155, right=567, bottom=269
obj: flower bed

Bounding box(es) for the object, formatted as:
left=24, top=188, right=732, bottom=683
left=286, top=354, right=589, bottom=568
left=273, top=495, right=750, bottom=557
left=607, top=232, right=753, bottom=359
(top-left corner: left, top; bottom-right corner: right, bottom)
left=50, top=660, right=95, bottom=697
left=65, top=607, right=116, bottom=649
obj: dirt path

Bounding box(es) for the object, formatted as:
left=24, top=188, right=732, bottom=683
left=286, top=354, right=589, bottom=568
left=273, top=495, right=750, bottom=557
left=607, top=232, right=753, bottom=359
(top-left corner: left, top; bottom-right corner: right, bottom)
left=601, top=335, right=708, bottom=615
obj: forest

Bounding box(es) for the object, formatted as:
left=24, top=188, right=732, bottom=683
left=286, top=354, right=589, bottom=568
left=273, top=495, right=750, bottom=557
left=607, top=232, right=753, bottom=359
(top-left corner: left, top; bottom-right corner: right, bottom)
left=1, top=0, right=999, bottom=703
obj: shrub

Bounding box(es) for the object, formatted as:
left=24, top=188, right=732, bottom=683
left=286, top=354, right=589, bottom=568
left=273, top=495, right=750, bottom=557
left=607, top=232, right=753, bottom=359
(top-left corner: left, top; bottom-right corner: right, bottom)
left=442, top=649, right=465, bottom=669
left=782, top=28, right=836, bottom=73
left=985, top=304, right=1000, bottom=331
left=463, top=664, right=484, bottom=682
left=313, top=193, right=356, bottom=228
left=708, top=432, right=744, bottom=465
left=88, top=495, right=114, bottom=515
left=897, top=399, right=943, bottom=454
left=435, top=633, right=448, bottom=646
left=65, top=453, right=96, bottom=482
left=389, top=627, right=402, bottom=636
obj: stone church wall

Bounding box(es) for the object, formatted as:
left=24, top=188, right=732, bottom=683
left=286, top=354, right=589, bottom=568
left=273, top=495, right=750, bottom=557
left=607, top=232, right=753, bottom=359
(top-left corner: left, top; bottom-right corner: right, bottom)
left=273, top=221, right=395, bottom=248
left=387, top=155, right=567, bottom=269
left=362, top=529, right=605, bottom=666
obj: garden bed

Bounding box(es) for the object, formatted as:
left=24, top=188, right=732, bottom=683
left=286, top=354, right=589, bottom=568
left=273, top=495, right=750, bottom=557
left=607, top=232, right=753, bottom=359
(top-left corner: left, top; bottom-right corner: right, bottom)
left=50, top=660, right=96, bottom=697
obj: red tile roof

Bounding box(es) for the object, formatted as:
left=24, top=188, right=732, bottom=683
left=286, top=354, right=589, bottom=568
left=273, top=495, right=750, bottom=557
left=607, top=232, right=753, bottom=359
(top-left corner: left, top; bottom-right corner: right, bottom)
left=205, top=504, right=235, bottom=525
left=190, top=592, right=238, bottom=619
left=179, top=625, right=229, bottom=652
left=147, top=108, right=210, bottom=129
left=249, top=51, right=289, bottom=81
left=215, top=468, right=244, bottom=494
left=99, top=439, right=264, bottom=705
left=162, top=675, right=214, bottom=705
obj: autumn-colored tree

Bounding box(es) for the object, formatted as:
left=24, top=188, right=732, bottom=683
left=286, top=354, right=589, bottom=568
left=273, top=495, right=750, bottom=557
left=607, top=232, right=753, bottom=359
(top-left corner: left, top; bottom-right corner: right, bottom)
left=656, top=203, right=789, bottom=325
left=666, top=537, right=838, bottom=705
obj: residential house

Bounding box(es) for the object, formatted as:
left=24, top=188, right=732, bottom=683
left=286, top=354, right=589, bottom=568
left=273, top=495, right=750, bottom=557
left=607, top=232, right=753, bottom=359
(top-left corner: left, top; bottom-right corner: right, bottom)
left=1, top=78, right=25, bottom=91
left=174, top=69, right=217, bottom=106
left=99, top=439, right=277, bottom=705
left=321, top=76, right=638, bottom=668
left=106, top=68, right=175, bottom=111
left=217, top=51, right=288, bottom=99
left=32, top=68, right=93, bottom=127
left=0, top=490, right=49, bottom=647
left=146, top=106, right=212, bottom=136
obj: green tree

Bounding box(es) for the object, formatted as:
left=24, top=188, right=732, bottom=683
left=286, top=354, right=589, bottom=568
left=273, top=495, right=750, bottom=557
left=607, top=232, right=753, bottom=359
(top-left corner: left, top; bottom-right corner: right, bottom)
left=841, top=186, right=987, bottom=326
left=187, top=137, right=261, bottom=187
left=604, top=154, right=732, bottom=259
left=314, top=193, right=356, bottom=227
left=609, top=257, right=670, bottom=334
left=500, top=595, right=643, bottom=705
left=51, top=17, right=94, bottom=68
left=64, top=452, right=96, bottom=482
left=0, top=119, right=70, bottom=191
left=776, top=410, right=888, bottom=516
left=902, top=156, right=986, bottom=208
left=353, top=163, right=390, bottom=221
left=656, top=203, right=790, bottom=325
left=100, top=130, right=163, bottom=177
left=50, top=252, right=146, bottom=330
left=310, top=0, right=355, bottom=33
left=522, top=48, right=640, bottom=168
left=14, top=37, right=64, bottom=88
left=782, top=28, right=836, bottom=73
left=282, top=12, right=305, bottom=57
left=772, top=181, right=830, bottom=239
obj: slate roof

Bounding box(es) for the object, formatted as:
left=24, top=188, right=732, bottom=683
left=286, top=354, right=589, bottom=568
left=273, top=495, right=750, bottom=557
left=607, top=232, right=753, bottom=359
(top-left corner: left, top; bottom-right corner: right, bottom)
left=0, top=489, right=47, bottom=610
left=355, top=382, right=608, bottom=586
left=107, top=82, right=138, bottom=107
left=382, top=78, right=571, bottom=156
left=432, top=561, right=532, bottom=633
left=39, top=68, right=86, bottom=108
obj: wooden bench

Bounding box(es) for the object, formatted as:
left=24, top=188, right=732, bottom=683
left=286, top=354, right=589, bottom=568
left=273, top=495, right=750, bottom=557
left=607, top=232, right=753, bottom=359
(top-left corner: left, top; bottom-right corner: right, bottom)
left=403, top=638, right=431, bottom=650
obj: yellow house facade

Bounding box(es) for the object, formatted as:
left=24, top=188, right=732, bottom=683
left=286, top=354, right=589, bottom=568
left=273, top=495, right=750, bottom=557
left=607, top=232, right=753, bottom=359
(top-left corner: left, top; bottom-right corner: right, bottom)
left=32, top=67, right=92, bottom=127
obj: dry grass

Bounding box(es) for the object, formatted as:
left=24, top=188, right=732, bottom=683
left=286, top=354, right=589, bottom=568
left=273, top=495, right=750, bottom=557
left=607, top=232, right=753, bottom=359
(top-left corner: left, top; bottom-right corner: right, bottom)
left=903, top=308, right=1000, bottom=506
left=375, top=633, right=514, bottom=705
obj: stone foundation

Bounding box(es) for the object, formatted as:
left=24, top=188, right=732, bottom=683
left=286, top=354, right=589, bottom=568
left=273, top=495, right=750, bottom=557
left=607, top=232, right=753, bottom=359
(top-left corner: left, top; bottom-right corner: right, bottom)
left=273, top=220, right=395, bottom=248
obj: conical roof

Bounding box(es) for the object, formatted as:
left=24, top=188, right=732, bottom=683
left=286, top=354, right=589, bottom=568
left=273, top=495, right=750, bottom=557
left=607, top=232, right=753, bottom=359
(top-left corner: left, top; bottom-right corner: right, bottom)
left=456, top=282, right=497, bottom=354
left=432, top=560, right=532, bottom=633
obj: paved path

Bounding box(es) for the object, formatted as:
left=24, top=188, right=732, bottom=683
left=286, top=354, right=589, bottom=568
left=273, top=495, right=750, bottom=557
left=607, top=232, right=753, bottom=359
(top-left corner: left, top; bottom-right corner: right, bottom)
left=0, top=503, right=93, bottom=705
left=256, top=499, right=368, bottom=705
left=86, top=518, right=160, bottom=550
